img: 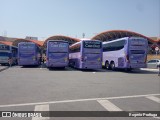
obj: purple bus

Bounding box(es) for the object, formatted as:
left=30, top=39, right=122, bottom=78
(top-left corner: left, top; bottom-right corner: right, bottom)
left=46, top=40, right=69, bottom=68
left=18, top=42, right=41, bottom=66
left=69, top=40, right=102, bottom=69
left=103, top=37, right=148, bottom=71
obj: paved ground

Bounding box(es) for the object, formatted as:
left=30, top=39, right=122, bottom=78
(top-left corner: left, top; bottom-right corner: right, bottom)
left=0, top=66, right=9, bottom=72
left=0, top=66, right=159, bottom=120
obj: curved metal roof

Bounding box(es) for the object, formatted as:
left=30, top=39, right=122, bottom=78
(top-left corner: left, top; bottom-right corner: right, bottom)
left=43, top=35, right=80, bottom=48
left=12, top=39, right=44, bottom=47
left=0, top=41, right=13, bottom=46
left=92, top=30, right=156, bottom=44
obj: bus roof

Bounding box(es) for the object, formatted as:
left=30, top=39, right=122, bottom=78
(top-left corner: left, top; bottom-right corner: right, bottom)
left=103, top=37, right=147, bottom=44
left=44, top=35, right=80, bottom=48
left=47, top=40, right=69, bottom=43
left=18, top=42, right=36, bottom=44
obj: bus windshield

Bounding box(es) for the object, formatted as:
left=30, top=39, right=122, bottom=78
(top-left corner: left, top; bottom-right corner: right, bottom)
left=48, top=42, right=68, bottom=53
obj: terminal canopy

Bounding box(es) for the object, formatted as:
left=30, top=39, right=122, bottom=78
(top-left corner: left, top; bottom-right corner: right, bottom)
left=0, top=41, right=13, bottom=46
left=43, top=35, right=80, bottom=48
left=92, top=30, right=156, bottom=45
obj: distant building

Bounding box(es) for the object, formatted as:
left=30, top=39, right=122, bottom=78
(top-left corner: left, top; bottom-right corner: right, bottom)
left=25, top=36, right=38, bottom=40
left=149, top=37, right=159, bottom=41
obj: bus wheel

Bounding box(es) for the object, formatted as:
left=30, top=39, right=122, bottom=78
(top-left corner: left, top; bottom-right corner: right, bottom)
left=105, top=61, right=110, bottom=70
left=110, top=62, right=115, bottom=71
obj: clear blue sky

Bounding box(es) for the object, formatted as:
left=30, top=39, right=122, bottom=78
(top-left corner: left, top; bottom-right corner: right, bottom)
left=0, top=0, right=159, bottom=40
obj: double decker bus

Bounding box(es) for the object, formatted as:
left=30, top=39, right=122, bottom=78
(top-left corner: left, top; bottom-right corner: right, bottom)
left=46, top=40, right=69, bottom=68
left=103, top=37, right=148, bottom=71
left=18, top=42, right=41, bottom=66
left=0, top=44, right=18, bottom=66
left=69, top=40, right=102, bottom=69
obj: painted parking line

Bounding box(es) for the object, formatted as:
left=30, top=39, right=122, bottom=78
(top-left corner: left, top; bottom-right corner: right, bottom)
left=32, top=104, right=49, bottom=120
left=97, top=100, right=122, bottom=111
left=140, top=68, right=159, bottom=72
left=0, top=93, right=160, bottom=108
left=146, top=96, right=160, bottom=103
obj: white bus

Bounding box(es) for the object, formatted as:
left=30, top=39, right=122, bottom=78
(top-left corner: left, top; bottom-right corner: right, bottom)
left=69, top=40, right=102, bottom=69
left=103, top=37, right=148, bottom=71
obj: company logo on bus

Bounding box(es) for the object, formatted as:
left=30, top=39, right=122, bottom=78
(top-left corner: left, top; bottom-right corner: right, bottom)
left=84, top=41, right=101, bottom=49
left=50, top=42, right=68, bottom=48
left=20, top=44, right=34, bottom=49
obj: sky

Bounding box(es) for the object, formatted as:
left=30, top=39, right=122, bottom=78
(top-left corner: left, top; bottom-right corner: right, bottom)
left=0, top=0, right=160, bottom=40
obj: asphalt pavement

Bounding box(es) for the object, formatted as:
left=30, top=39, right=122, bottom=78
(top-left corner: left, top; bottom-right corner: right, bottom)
left=0, top=66, right=159, bottom=120
left=0, top=65, right=9, bottom=72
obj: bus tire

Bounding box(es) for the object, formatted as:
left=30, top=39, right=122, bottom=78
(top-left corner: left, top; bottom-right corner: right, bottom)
left=110, top=62, right=115, bottom=71
left=105, top=61, right=110, bottom=70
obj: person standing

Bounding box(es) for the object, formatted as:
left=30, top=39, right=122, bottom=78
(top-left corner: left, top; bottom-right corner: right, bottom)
left=8, top=57, right=12, bottom=67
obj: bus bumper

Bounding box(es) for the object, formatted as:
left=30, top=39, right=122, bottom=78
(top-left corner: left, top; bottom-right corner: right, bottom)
left=126, top=63, right=147, bottom=68
left=46, top=62, right=68, bottom=68
left=81, top=63, right=102, bottom=69
left=18, top=61, right=39, bottom=66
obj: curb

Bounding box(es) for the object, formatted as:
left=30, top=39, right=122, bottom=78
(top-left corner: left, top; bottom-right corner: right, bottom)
left=0, top=66, right=9, bottom=72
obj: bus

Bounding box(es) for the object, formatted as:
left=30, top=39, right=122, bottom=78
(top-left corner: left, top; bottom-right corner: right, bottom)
left=46, top=40, right=69, bottom=68
left=0, top=44, right=18, bottom=66
left=18, top=42, right=41, bottom=66
left=69, top=40, right=102, bottom=69
left=102, top=37, right=148, bottom=71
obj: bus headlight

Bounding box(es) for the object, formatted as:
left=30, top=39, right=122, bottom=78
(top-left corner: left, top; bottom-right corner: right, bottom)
left=33, top=57, right=35, bottom=60
left=97, top=58, right=101, bottom=61
left=64, top=57, right=68, bottom=62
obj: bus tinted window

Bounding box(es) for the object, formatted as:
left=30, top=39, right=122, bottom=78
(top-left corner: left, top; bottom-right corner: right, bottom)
left=48, top=42, right=68, bottom=52
left=103, top=40, right=126, bottom=52
left=83, top=41, right=101, bottom=49
left=0, top=45, right=10, bottom=50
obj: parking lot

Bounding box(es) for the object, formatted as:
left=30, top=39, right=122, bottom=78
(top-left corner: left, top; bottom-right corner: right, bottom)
left=0, top=66, right=159, bottom=120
